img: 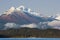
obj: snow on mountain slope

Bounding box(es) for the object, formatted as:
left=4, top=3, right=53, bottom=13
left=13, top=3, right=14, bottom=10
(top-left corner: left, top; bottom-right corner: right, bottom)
left=4, top=7, right=15, bottom=15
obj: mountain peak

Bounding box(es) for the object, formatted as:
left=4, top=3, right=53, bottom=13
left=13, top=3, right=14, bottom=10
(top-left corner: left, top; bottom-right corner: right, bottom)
left=4, top=7, right=15, bottom=15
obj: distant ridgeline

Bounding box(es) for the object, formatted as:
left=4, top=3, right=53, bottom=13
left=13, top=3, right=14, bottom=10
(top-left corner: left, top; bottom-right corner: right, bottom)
left=0, top=28, right=60, bottom=38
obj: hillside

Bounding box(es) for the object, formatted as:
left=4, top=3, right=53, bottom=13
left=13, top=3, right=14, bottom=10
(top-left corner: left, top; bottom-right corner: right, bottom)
left=0, top=28, right=60, bottom=38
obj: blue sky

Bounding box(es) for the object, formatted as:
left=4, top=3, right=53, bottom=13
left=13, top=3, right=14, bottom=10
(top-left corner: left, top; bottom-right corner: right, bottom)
left=0, top=0, right=60, bottom=16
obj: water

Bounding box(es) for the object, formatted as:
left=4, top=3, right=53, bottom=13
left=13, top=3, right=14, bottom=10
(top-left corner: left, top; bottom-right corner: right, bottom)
left=0, top=38, right=60, bottom=40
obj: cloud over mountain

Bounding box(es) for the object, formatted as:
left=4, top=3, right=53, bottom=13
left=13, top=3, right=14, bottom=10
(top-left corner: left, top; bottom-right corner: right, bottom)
left=55, top=16, right=60, bottom=20
left=48, top=20, right=60, bottom=29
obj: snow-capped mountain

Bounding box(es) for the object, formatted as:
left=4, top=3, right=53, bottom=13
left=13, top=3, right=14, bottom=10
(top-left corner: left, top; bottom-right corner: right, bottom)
left=0, top=6, right=51, bottom=23
left=0, top=6, right=58, bottom=30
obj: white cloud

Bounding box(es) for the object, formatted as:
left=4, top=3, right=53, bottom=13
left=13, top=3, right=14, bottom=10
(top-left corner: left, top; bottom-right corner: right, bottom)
left=48, top=20, right=60, bottom=27
left=3, top=22, right=50, bottom=30
left=4, top=23, right=19, bottom=30
left=4, top=23, right=37, bottom=30
left=55, top=16, right=60, bottom=20
left=48, top=20, right=60, bottom=29
left=20, top=23, right=37, bottom=28
left=20, top=22, right=51, bottom=29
